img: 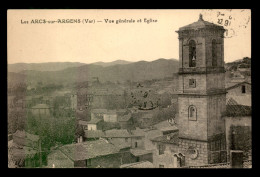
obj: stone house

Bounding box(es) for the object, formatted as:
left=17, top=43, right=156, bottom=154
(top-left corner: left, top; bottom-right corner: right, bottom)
left=150, top=132, right=185, bottom=168
left=142, top=128, right=163, bottom=151
left=103, top=129, right=132, bottom=147
left=130, top=128, right=145, bottom=149
left=226, top=81, right=251, bottom=106
left=223, top=99, right=251, bottom=160
left=86, top=118, right=103, bottom=130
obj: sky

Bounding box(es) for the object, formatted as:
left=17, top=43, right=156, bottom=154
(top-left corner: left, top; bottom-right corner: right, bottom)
left=7, top=9, right=251, bottom=64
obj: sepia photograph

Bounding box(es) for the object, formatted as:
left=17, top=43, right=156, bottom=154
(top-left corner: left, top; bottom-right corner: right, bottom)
left=7, top=9, right=251, bottom=168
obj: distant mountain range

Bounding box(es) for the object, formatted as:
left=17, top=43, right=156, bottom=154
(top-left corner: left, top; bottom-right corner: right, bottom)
left=8, top=60, right=133, bottom=73
left=8, top=58, right=179, bottom=85
left=91, top=60, right=132, bottom=67
left=8, top=58, right=250, bottom=86
left=8, top=62, right=86, bottom=73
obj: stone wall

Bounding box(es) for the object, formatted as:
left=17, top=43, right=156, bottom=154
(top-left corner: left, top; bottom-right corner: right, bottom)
left=131, top=136, right=145, bottom=149
left=178, top=74, right=207, bottom=94
left=152, top=143, right=179, bottom=168
left=177, top=95, right=208, bottom=141
left=206, top=73, right=225, bottom=91
left=207, top=94, right=226, bottom=138
left=178, top=138, right=209, bottom=166
left=88, top=151, right=135, bottom=168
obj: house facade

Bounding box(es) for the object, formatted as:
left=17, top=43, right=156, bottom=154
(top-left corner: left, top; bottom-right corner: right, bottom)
left=151, top=133, right=184, bottom=168
left=226, top=82, right=251, bottom=106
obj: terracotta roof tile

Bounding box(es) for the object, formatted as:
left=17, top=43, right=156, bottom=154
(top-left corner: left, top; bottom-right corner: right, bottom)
left=225, top=98, right=251, bottom=117
left=13, top=130, right=39, bottom=142
left=84, top=130, right=104, bottom=138
left=151, top=132, right=179, bottom=144
left=59, top=139, right=120, bottom=161
left=104, top=129, right=131, bottom=138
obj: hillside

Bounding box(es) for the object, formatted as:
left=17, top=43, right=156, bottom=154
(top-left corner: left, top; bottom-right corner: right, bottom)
left=91, top=60, right=132, bottom=67
left=8, top=59, right=179, bottom=85
left=225, top=57, right=251, bottom=71
left=8, top=62, right=86, bottom=73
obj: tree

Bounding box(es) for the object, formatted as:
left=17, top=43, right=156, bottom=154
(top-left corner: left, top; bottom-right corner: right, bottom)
left=75, top=124, right=85, bottom=140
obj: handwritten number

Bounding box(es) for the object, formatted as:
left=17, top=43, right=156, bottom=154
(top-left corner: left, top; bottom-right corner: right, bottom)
left=224, top=20, right=229, bottom=26
left=218, top=19, right=223, bottom=25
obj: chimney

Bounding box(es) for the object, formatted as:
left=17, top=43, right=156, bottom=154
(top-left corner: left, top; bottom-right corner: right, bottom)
left=199, top=14, right=204, bottom=21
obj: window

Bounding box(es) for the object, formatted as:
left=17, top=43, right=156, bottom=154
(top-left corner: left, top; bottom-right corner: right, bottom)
left=136, top=157, right=140, bottom=162
left=135, top=142, right=138, bottom=148
left=125, top=138, right=128, bottom=142
left=189, top=79, right=196, bottom=88
left=212, top=39, right=217, bottom=67
left=242, top=85, right=246, bottom=93
left=158, top=144, right=165, bottom=155
left=189, top=40, right=196, bottom=67
left=159, top=164, right=164, bottom=168
left=188, top=106, right=197, bottom=121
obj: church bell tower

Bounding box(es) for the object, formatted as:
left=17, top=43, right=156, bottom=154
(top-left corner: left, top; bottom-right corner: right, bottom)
left=176, top=14, right=227, bottom=166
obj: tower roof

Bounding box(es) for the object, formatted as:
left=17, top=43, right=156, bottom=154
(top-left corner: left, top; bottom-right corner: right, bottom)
left=178, top=14, right=225, bottom=31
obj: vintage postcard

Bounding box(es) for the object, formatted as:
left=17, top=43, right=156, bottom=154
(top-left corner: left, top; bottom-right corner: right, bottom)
left=7, top=9, right=251, bottom=168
